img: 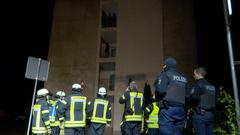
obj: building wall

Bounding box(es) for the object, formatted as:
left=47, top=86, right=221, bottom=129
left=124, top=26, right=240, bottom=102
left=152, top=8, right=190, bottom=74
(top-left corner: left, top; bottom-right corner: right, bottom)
left=46, top=0, right=197, bottom=134
left=113, top=0, right=163, bottom=134
left=45, top=0, right=99, bottom=99
left=162, top=0, right=197, bottom=84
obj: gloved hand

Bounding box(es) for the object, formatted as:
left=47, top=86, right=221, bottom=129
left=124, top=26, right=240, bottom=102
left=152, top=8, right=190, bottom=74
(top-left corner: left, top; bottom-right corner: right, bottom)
left=47, top=128, right=51, bottom=135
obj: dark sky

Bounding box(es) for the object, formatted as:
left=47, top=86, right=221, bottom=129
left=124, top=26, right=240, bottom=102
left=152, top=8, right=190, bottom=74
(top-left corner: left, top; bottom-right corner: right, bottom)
left=0, top=0, right=239, bottom=133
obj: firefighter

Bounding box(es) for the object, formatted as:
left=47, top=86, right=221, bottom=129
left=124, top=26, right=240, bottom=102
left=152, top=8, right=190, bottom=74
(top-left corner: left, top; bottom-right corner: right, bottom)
left=49, top=91, right=66, bottom=135
left=119, top=81, right=144, bottom=135
left=32, top=88, right=51, bottom=135
left=87, top=87, right=111, bottom=135
left=144, top=96, right=159, bottom=135
left=57, top=83, right=88, bottom=135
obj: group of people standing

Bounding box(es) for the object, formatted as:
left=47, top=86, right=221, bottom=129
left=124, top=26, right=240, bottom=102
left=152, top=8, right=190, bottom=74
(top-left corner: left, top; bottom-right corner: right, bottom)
left=32, top=84, right=111, bottom=135
left=119, top=57, right=216, bottom=135
left=31, top=57, right=216, bottom=135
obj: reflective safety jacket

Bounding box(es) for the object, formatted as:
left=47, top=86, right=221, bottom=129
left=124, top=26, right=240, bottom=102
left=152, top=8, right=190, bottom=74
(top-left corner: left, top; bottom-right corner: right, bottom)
left=145, top=101, right=159, bottom=128
left=57, top=91, right=87, bottom=128
left=49, top=99, right=61, bottom=127
left=32, top=98, right=50, bottom=134
left=88, top=96, right=111, bottom=124
left=119, top=91, right=144, bottom=121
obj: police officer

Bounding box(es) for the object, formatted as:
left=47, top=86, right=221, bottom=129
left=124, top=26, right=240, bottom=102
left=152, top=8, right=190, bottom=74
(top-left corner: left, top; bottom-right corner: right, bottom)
left=119, top=81, right=144, bottom=135
left=144, top=96, right=159, bottom=135
left=154, top=57, right=187, bottom=135
left=189, top=67, right=216, bottom=135
left=32, top=88, right=51, bottom=135
left=87, top=87, right=111, bottom=135
left=57, top=83, right=88, bottom=135
left=49, top=91, right=66, bottom=135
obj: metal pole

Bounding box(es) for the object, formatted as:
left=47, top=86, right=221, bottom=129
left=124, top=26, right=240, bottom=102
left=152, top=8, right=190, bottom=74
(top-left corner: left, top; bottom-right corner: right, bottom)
left=223, top=0, right=240, bottom=132
left=26, top=58, right=41, bottom=135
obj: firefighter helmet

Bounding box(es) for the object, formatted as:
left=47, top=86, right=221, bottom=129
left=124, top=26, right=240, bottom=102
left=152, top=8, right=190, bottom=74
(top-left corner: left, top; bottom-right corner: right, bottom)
left=98, top=87, right=107, bottom=96
left=56, top=91, right=65, bottom=97
left=37, top=88, right=49, bottom=97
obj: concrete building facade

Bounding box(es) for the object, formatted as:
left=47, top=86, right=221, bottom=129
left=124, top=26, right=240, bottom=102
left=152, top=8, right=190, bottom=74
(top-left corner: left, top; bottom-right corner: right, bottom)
left=45, top=0, right=197, bottom=134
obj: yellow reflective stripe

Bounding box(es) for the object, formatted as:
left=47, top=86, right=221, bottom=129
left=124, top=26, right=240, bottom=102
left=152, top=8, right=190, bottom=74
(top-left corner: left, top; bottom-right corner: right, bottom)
left=147, top=123, right=159, bottom=128
left=42, top=110, right=49, bottom=114
left=50, top=121, right=60, bottom=126
left=91, top=99, right=109, bottom=124
left=125, top=115, right=142, bottom=121
left=109, top=107, right=111, bottom=110
left=59, top=117, right=64, bottom=121
left=107, top=118, right=111, bottom=122
left=45, top=120, right=50, bottom=126
left=129, top=92, right=143, bottom=113
left=88, top=101, right=91, bottom=105
left=64, top=121, right=86, bottom=127
left=56, top=106, right=58, bottom=109
left=146, top=107, right=150, bottom=112
left=62, top=100, right=67, bottom=105
left=91, top=118, right=107, bottom=124
left=70, top=96, right=87, bottom=122
left=32, top=127, right=47, bottom=134
left=33, top=104, right=41, bottom=128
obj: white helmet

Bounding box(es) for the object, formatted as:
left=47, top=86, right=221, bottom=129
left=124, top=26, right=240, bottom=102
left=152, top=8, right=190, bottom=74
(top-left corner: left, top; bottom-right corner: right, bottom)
left=37, top=88, right=49, bottom=97
left=98, top=87, right=107, bottom=96
left=56, top=91, right=65, bottom=97
left=72, top=83, right=81, bottom=89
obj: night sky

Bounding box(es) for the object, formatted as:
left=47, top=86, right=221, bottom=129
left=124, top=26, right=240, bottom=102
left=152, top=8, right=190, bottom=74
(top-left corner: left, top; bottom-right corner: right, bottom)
left=0, top=0, right=239, bottom=134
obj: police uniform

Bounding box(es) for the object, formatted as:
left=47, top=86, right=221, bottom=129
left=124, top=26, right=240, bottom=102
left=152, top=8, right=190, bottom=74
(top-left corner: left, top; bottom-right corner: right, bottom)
left=87, top=95, right=111, bottom=135
left=119, top=87, right=144, bottom=135
left=155, top=57, right=187, bottom=135
left=57, top=85, right=87, bottom=135
left=190, top=78, right=216, bottom=135
left=32, top=97, right=51, bottom=135
left=144, top=101, right=159, bottom=135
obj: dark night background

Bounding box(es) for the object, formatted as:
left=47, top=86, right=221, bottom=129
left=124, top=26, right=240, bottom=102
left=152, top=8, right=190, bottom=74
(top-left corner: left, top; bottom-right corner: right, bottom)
left=0, top=0, right=239, bottom=134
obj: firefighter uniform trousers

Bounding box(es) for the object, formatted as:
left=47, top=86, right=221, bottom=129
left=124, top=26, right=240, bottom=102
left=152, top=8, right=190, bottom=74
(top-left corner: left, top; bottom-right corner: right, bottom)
left=88, top=98, right=111, bottom=135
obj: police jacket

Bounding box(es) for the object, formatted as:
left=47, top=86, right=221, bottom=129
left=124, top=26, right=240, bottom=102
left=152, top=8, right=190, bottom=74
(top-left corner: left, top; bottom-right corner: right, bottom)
left=119, top=90, right=144, bottom=122
left=87, top=95, right=111, bottom=124
left=155, top=67, right=187, bottom=105
left=57, top=91, right=87, bottom=128
left=32, top=97, right=50, bottom=134
left=144, top=101, right=159, bottom=128
left=190, top=78, right=216, bottom=111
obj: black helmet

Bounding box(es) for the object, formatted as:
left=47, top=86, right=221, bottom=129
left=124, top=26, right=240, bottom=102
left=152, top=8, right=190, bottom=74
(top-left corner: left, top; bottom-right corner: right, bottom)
left=164, top=57, right=176, bottom=68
